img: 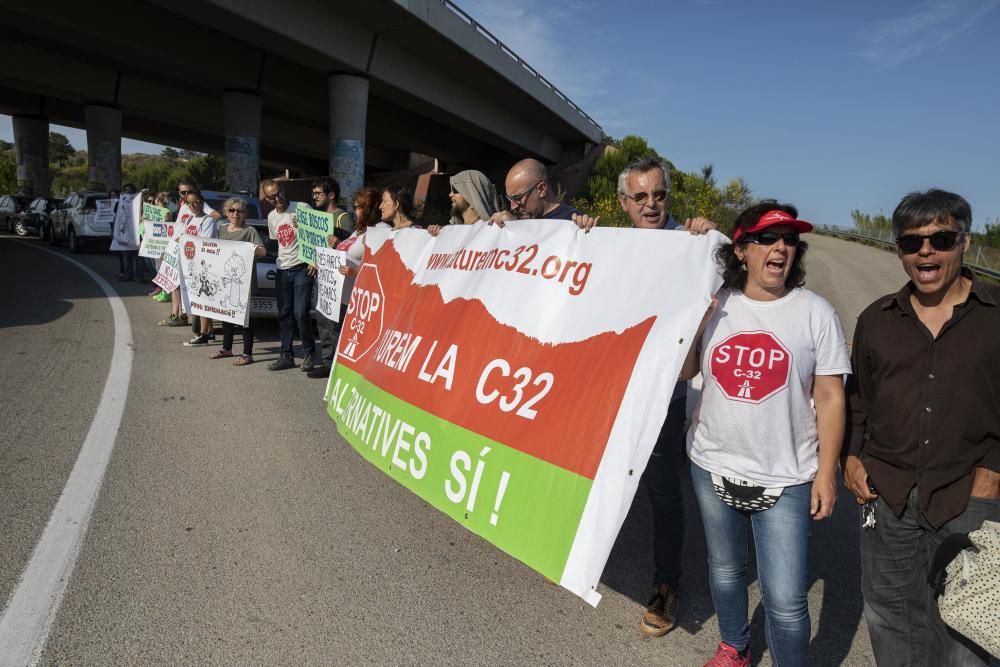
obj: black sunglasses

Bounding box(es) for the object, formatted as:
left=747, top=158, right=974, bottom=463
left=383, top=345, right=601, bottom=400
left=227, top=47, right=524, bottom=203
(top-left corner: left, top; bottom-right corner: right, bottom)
left=741, top=231, right=801, bottom=246
left=896, top=231, right=964, bottom=254
left=227, top=207, right=245, bottom=214
left=622, top=189, right=668, bottom=206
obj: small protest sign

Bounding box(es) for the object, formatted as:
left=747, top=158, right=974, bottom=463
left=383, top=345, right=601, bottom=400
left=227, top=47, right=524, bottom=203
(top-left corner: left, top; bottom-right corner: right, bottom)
left=315, top=247, right=347, bottom=321
left=179, top=235, right=257, bottom=326
left=153, top=238, right=182, bottom=292
left=295, top=203, right=333, bottom=266
left=95, top=199, right=117, bottom=227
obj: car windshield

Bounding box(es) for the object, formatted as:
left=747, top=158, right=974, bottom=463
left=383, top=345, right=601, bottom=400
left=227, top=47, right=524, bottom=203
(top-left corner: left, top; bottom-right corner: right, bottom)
left=206, top=199, right=260, bottom=219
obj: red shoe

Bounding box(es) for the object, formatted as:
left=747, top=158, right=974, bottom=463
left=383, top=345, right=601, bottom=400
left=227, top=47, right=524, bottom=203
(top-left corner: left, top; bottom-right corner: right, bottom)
left=704, top=642, right=749, bottom=667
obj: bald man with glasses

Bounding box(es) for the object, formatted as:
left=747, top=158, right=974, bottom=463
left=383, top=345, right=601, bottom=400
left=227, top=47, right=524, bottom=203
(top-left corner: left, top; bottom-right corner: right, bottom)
left=488, top=158, right=598, bottom=228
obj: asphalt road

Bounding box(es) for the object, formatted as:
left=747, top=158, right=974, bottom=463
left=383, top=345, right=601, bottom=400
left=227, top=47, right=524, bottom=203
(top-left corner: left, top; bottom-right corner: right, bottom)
left=0, top=232, right=905, bottom=666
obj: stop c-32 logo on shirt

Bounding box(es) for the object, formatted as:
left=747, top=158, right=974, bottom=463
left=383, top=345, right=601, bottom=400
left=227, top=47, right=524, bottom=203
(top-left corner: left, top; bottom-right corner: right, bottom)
left=276, top=223, right=296, bottom=247
left=709, top=331, right=792, bottom=404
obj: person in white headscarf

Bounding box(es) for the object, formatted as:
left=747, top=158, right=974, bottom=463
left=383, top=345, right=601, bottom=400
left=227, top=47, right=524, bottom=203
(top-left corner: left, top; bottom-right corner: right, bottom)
left=429, top=170, right=503, bottom=235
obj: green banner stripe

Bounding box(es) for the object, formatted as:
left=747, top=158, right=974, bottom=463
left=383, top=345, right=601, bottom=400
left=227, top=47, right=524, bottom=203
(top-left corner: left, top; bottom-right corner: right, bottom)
left=327, top=364, right=592, bottom=581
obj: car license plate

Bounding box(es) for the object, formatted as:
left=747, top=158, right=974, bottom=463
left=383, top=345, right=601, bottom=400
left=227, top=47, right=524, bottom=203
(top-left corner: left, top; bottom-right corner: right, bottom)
left=250, top=297, right=277, bottom=314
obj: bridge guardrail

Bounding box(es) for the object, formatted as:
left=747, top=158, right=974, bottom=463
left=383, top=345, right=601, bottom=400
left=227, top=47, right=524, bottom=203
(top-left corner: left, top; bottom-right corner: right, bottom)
left=815, top=227, right=1000, bottom=280
left=440, top=0, right=604, bottom=135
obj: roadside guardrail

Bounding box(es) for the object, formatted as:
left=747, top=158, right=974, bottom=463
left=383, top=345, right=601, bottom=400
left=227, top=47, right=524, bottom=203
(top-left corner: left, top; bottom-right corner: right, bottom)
left=815, top=227, right=1000, bottom=281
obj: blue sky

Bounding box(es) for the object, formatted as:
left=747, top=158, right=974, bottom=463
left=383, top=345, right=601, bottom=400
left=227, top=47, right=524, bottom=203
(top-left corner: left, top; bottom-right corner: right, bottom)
left=459, top=0, right=1000, bottom=230
left=3, top=0, right=998, bottom=229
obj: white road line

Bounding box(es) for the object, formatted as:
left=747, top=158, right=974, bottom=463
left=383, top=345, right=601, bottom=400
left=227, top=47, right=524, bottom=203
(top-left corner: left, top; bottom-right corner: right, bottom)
left=0, top=242, right=133, bottom=667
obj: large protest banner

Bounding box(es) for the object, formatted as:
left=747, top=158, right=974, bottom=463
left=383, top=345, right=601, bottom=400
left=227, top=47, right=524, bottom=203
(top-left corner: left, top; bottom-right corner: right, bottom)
left=138, top=203, right=174, bottom=259
left=295, top=203, right=333, bottom=266
left=109, top=193, right=139, bottom=251
left=326, top=221, right=725, bottom=605
left=178, top=235, right=256, bottom=326
left=152, top=238, right=182, bottom=292
left=315, top=247, right=347, bottom=321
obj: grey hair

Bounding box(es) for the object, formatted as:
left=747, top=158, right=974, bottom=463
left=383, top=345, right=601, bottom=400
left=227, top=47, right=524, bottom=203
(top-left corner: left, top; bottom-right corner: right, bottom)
left=617, top=156, right=670, bottom=196
left=222, top=197, right=247, bottom=213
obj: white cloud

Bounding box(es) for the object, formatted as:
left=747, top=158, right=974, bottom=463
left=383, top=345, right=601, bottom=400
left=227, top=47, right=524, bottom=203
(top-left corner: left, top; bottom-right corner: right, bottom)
left=857, top=0, right=1000, bottom=66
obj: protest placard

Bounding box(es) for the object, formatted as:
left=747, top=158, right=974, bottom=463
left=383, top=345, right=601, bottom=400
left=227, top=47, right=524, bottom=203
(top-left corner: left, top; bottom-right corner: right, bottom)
left=179, top=235, right=257, bottom=326
left=95, top=199, right=116, bottom=227
left=107, top=193, right=139, bottom=251
left=152, top=238, right=182, bottom=292
left=315, top=247, right=347, bottom=321
left=138, top=202, right=174, bottom=259
left=143, top=202, right=169, bottom=223
left=325, top=221, right=725, bottom=606
left=295, top=203, right=333, bottom=266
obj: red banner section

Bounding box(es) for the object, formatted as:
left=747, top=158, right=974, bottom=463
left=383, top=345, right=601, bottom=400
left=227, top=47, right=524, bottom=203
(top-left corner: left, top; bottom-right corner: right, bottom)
left=337, top=241, right=655, bottom=480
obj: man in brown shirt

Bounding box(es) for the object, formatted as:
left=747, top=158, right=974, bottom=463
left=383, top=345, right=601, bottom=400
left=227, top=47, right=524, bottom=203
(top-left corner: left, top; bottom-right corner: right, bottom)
left=843, top=189, right=1000, bottom=666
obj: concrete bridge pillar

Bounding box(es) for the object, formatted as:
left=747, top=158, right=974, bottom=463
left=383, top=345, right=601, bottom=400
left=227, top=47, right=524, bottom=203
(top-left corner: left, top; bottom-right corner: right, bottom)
left=12, top=116, right=50, bottom=196
left=328, top=74, right=369, bottom=205
left=84, top=105, right=122, bottom=192
left=223, top=90, right=262, bottom=193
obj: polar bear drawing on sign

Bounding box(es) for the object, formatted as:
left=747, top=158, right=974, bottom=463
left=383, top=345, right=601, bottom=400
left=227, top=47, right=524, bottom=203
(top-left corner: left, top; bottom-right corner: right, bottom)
left=221, top=251, right=247, bottom=310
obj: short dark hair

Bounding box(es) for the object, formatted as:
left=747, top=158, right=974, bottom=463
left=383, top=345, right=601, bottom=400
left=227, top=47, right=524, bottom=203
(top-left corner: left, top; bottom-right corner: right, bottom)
left=891, top=189, right=971, bottom=237
left=715, top=199, right=808, bottom=291
left=313, top=176, right=341, bottom=200
left=382, top=184, right=416, bottom=220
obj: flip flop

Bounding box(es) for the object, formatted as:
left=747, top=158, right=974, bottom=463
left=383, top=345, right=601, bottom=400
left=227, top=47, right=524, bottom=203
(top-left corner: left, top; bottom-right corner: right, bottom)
left=233, top=354, right=253, bottom=366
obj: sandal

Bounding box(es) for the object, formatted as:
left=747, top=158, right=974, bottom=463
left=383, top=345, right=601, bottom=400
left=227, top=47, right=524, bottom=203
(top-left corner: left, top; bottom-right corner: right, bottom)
left=233, top=354, right=253, bottom=366
left=209, top=348, right=234, bottom=360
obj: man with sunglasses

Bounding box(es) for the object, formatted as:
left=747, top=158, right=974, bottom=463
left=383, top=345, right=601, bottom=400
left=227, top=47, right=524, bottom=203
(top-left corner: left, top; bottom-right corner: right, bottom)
left=262, top=179, right=318, bottom=372
left=488, top=158, right=596, bottom=226
left=614, top=156, right=716, bottom=639
left=843, top=189, right=999, bottom=665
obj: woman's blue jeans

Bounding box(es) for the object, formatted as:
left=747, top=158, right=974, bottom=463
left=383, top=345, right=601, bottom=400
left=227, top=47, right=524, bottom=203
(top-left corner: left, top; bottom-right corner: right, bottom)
left=690, top=462, right=812, bottom=666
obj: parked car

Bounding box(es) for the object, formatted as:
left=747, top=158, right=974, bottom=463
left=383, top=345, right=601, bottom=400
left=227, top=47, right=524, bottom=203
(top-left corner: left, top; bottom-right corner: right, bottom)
left=0, top=194, right=33, bottom=233
left=47, top=191, right=110, bottom=253
left=200, top=191, right=278, bottom=320
left=17, top=197, right=62, bottom=238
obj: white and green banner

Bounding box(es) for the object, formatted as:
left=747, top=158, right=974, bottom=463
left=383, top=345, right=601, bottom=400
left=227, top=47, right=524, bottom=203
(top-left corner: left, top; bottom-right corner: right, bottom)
left=326, top=221, right=725, bottom=605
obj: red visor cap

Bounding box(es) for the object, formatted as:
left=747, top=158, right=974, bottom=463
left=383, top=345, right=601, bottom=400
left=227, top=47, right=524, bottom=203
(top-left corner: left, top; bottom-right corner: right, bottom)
left=733, top=209, right=814, bottom=242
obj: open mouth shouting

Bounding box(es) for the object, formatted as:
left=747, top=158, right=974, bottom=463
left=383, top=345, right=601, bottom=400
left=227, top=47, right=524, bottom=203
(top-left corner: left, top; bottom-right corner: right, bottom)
left=765, top=257, right=787, bottom=277
left=915, top=261, right=942, bottom=283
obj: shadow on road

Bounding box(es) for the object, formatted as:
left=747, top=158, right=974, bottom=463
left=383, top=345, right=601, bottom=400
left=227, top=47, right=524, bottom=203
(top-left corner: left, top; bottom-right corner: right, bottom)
left=602, top=446, right=865, bottom=665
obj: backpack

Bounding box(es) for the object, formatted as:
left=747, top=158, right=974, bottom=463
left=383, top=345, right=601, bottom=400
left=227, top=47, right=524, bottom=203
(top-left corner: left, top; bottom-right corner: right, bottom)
left=928, top=520, right=1000, bottom=659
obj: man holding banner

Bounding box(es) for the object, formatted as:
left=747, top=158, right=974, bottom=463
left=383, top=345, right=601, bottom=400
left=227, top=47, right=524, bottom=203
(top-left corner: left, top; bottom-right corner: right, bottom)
left=615, top=156, right=717, bottom=638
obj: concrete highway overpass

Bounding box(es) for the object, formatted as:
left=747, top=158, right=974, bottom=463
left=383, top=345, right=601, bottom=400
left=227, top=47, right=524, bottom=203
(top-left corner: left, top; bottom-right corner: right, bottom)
left=0, top=0, right=603, bottom=198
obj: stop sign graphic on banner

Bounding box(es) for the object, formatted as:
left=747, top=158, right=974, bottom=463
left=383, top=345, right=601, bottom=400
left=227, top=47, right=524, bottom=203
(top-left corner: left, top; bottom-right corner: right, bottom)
left=338, top=263, right=385, bottom=362
left=709, top=331, right=792, bottom=404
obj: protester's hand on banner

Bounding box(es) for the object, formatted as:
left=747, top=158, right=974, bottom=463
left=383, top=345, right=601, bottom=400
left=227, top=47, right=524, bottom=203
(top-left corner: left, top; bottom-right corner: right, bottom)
left=488, top=211, right=514, bottom=227
left=338, top=265, right=357, bottom=277
left=571, top=213, right=600, bottom=232
left=683, top=217, right=717, bottom=235
left=428, top=225, right=443, bottom=237
left=307, top=265, right=317, bottom=278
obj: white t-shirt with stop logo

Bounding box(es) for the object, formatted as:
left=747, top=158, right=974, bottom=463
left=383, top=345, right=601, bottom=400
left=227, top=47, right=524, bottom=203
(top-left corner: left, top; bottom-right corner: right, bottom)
left=687, top=288, right=850, bottom=488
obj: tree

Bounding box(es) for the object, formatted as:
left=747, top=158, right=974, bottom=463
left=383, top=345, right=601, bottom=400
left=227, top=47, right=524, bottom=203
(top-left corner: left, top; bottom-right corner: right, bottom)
left=160, top=147, right=180, bottom=159
left=0, top=139, right=13, bottom=152
left=49, top=132, right=75, bottom=167
left=0, top=151, right=16, bottom=194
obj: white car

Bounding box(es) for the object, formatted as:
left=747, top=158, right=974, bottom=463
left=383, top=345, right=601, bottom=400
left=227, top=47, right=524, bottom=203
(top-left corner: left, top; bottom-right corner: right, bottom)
left=47, top=191, right=111, bottom=253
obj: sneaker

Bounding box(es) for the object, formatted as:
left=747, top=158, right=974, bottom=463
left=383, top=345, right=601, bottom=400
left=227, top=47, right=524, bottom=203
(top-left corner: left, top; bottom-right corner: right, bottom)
left=158, top=314, right=184, bottom=327
left=704, top=642, right=749, bottom=667
left=268, top=355, right=296, bottom=371
left=184, top=334, right=211, bottom=347
left=306, top=365, right=331, bottom=379
left=153, top=291, right=171, bottom=302
left=640, top=583, right=680, bottom=637
left=301, top=354, right=318, bottom=372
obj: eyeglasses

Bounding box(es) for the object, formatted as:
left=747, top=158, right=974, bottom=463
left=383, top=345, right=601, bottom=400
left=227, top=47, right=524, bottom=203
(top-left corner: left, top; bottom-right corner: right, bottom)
left=741, top=231, right=801, bottom=246
left=262, top=191, right=284, bottom=202
left=178, top=190, right=192, bottom=196
left=227, top=207, right=245, bottom=214
left=622, top=189, right=668, bottom=206
left=505, top=179, right=543, bottom=206
left=450, top=186, right=459, bottom=195
left=311, top=190, right=327, bottom=198
left=896, top=231, right=964, bottom=254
